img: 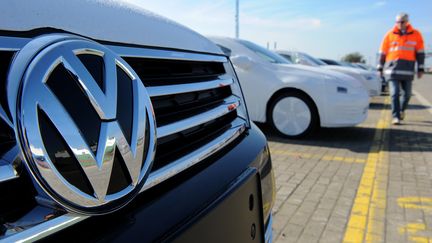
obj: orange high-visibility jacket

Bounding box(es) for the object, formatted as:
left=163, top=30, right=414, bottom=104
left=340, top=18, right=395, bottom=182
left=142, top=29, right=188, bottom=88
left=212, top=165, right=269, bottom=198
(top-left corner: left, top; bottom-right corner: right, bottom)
left=378, top=23, right=425, bottom=80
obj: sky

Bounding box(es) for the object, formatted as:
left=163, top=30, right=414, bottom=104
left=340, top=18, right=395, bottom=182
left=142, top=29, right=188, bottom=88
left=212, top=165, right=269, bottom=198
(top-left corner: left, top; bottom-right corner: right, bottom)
left=127, top=0, right=431, bottom=66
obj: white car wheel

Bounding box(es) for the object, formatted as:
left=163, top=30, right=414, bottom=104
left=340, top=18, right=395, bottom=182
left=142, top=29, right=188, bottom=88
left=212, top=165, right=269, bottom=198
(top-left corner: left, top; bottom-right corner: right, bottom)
left=269, top=92, right=318, bottom=138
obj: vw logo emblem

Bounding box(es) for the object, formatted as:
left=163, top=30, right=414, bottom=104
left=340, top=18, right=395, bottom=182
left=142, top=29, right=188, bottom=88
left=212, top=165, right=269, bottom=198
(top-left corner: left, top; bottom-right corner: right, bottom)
left=9, top=35, right=156, bottom=214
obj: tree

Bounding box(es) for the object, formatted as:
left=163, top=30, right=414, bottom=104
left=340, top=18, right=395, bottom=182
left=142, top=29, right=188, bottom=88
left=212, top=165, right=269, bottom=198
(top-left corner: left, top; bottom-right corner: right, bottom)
left=341, top=52, right=365, bottom=63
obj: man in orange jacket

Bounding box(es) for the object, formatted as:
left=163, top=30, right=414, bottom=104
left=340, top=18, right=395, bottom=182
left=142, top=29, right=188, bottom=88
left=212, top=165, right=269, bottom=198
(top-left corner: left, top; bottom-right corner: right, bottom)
left=377, top=13, right=425, bottom=125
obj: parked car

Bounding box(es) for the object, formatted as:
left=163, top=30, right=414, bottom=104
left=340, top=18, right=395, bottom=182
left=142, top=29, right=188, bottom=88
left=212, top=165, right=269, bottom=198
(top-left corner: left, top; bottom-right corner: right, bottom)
left=353, top=63, right=374, bottom=71
left=276, top=51, right=380, bottom=97
left=0, top=1, right=274, bottom=242
left=352, top=63, right=387, bottom=92
left=210, top=37, right=369, bottom=138
left=320, top=58, right=381, bottom=96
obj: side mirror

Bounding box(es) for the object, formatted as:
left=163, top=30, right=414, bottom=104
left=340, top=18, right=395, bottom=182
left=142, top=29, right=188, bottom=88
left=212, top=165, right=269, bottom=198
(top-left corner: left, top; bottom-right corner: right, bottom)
left=230, top=55, right=255, bottom=70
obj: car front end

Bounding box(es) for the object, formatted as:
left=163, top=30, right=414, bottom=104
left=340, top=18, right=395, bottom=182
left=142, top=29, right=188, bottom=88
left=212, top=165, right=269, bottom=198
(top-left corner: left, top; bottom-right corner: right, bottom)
left=322, top=65, right=380, bottom=97
left=0, top=1, right=274, bottom=242
left=321, top=74, right=369, bottom=127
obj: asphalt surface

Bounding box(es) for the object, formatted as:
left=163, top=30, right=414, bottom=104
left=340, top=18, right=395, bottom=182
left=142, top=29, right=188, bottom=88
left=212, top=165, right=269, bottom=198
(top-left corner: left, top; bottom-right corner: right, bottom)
left=259, top=74, right=432, bottom=242
left=414, top=74, right=432, bottom=104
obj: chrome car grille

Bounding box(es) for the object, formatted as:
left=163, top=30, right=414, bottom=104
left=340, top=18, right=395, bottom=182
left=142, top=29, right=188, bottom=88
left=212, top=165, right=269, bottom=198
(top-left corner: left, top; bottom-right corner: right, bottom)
left=0, top=36, right=248, bottom=241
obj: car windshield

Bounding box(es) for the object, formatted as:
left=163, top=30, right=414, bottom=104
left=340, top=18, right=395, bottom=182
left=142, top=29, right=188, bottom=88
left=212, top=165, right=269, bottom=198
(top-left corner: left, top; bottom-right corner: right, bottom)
left=321, top=59, right=343, bottom=66
left=340, top=61, right=358, bottom=68
left=357, top=63, right=377, bottom=71
left=353, top=63, right=368, bottom=70
left=299, top=53, right=327, bottom=66
left=278, top=53, right=293, bottom=62
left=238, top=40, right=291, bottom=64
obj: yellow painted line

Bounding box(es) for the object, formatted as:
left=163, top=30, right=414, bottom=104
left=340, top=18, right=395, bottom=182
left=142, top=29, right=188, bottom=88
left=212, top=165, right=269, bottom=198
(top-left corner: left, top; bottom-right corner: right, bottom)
left=397, top=197, right=432, bottom=212
left=270, top=150, right=366, bottom=164
left=398, top=223, right=432, bottom=243
left=343, top=97, right=391, bottom=243
left=410, top=236, right=431, bottom=243
left=398, top=223, right=426, bottom=235
left=397, top=198, right=432, bottom=242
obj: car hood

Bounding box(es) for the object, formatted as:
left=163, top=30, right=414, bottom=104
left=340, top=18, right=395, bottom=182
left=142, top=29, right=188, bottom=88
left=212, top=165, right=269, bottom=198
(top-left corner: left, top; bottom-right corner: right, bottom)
left=0, top=0, right=223, bottom=55
left=276, top=64, right=362, bottom=88
left=321, top=65, right=372, bottom=76
left=274, top=64, right=325, bottom=81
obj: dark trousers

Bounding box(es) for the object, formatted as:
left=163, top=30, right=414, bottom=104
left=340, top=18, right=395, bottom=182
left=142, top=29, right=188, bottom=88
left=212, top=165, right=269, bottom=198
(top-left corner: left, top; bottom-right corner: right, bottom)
left=388, top=79, right=412, bottom=119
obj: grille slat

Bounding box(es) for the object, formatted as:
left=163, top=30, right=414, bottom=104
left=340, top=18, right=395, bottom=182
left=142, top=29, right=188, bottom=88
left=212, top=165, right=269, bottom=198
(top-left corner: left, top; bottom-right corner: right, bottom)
left=0, top=163, right=17, bottom=183
left=151, top=85, right=232, bottom=126
left=0, top=51, right=19, bottom=183
left=157, top=96, right=240, bottom=138
left=0, top=105, right=13, bottom=129
left=147, top=77, right=233, bottom=97
left=0, top=146, right=19, bottom=183
left=142, top=117, right=246, bottom=191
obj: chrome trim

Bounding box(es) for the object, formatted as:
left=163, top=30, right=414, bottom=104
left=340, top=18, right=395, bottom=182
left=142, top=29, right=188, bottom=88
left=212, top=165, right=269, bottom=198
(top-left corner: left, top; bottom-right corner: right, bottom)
left=222, top=61, right=251, bottom=128
left=0, top=118, right=246, bottom=242
left=0, top=145, right=19, bottom=182
left=110, top=45, right=227, bottom=62
left=0, top=34, right=250, bottom=240
left=142, top=118, right=246, bottom=191
left=7, top=34, right=76, bottom=127
left=0, top=215, right=88, bottom=243
left=10, top=35, right=157, bottom=213
left=0, top=36, right=29, bottom=50
left=147, top=78, right=233, bottom=97
left=0, top=105, right=13, bottom=128
left=0, top=163, right=18, bottom=183
left=265, top=214, right=273, bottom=243
left=0, top=36, right=227, bottom=62
left=157, top=96, right=240, bottom=138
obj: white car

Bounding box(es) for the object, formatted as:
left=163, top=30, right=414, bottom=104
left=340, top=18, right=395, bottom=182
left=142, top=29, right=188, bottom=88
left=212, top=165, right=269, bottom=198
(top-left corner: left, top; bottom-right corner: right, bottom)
left=210, top=37, right=369, bottom=138
left=277, top=51, right=381, bottom=97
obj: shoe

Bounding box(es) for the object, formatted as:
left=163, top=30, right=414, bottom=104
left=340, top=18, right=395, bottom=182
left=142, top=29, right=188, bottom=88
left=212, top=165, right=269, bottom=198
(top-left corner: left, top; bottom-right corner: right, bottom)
left=392, top=117, right=400, bottom=125
left=400, top=111, right=405, bottom=120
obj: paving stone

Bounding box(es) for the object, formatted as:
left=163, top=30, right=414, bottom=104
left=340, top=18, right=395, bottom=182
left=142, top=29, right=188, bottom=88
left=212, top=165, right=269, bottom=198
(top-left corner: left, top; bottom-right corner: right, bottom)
left=319, top=229, right=343, bottom=243
left=278, top=223, right=304, bottom=242
left=303, top=220, right=326, bottom=237
left=296, top=233, right=320, bottom=243
left=269, top=90, right=432, bottom=242
left=325, top=216, right=347, bottom=233
left=289, top=210, right=313, bottom=227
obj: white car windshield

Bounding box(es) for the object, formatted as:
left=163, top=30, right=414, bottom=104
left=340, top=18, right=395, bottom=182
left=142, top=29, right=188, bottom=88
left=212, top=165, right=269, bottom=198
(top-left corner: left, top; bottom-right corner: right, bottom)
left=238, top=40, right=292, bottom=64
left=299, top=53, right=327, bottom=66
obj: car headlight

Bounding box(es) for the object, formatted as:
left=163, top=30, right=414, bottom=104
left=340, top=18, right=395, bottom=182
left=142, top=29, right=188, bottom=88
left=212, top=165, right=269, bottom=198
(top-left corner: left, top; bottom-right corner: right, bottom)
left=223, top=61, right=251, bottom=127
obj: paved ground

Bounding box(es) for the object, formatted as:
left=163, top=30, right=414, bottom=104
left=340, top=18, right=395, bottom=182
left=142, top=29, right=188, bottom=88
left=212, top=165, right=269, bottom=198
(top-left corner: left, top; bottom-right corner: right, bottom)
left=261, top=74, right=432, bottom=243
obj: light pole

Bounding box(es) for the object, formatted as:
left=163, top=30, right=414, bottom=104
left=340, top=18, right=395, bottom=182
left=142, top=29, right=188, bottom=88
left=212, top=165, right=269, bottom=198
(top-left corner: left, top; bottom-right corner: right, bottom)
left=235, top=0, right=239, bottom=38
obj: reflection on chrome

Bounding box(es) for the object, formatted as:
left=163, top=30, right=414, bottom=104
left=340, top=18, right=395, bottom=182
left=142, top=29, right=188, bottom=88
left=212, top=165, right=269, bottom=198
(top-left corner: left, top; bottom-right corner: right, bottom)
left=0, top=146, right=19, bottom=182
left=157, top=96, right=241, bottom=138
left=143, top=118, right=246, bottom=191
left=10, top=36, right=156, bottom=212
left=0, top=105, right=13, bottom=128
left=0, top=118, right=246, bottom=242
left=1, top=35, right=248, bottom=241
left=147, top=77, right=234, bottom=97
